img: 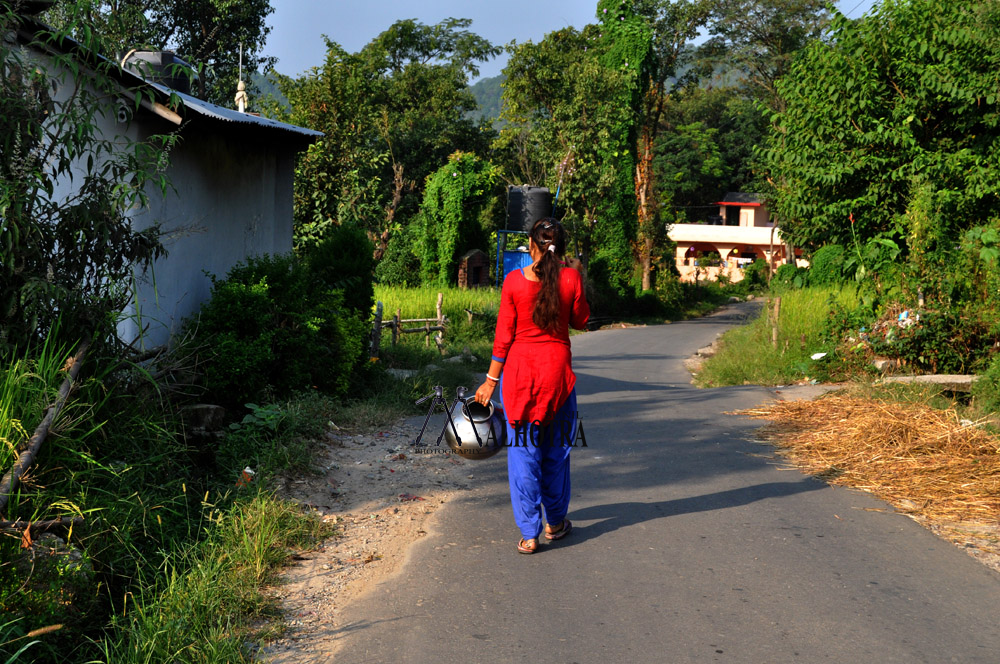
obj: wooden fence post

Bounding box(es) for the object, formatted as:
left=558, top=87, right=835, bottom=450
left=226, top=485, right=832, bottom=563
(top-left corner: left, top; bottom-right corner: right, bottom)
left=435, top=293, right=445, bottom=354
left=771, top=297, right=781, bottom=349
left=393, top=309, right=401, bottom=346
left=370, top=301, right=383, bottom=360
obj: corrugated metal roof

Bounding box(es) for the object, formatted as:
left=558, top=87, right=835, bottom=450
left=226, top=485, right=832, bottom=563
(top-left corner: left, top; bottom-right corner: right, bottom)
left=13, top=13, right=322, bottom=143
left=146, top=81, right=323, bottom=140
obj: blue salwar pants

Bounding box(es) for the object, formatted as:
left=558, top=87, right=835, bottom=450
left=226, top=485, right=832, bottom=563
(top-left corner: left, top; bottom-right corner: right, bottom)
left=505, top=389, right=578, bottom=540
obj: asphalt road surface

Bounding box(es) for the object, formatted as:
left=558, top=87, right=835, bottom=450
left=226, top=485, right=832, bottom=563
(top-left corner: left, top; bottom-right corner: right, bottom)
left=332, top=302, right=1000, bottom=663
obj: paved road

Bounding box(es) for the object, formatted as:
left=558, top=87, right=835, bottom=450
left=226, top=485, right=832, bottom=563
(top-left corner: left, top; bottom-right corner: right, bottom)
left=332, top=303, right=1000, bottom=663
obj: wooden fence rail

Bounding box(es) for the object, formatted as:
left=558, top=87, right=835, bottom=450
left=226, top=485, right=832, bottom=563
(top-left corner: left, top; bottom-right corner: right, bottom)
left=370, top=292, right=447, bottom=360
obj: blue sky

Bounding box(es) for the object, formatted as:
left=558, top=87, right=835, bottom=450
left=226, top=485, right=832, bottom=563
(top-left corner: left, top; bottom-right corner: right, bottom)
left=263, top=0, right=880, bottom=81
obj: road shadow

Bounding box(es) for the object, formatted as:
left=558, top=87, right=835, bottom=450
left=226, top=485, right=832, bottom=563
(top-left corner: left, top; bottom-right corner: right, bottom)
left=565, top=480, right=826, bottom=543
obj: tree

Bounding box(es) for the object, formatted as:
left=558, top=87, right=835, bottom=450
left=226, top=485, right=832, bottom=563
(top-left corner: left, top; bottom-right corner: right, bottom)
left=703, top=0, right=831, bottom=109
left=44, top=0, right=276, bottom=106
left=417, top=152, right=500, bottom=285
left=631, top=0, right=712, bottom=290
left=499, top=2, right=655, bottom=298
left=654, top=87, right=767, bottom=221
left=1, top=4, right=175, bottom=353
left=761, top=0, right=1000, bottom=260
left=498, top=25, right=632, bottom=281
left=590, top=0, right=653, bottom=296
left=272, top=19, right=500, bottom=260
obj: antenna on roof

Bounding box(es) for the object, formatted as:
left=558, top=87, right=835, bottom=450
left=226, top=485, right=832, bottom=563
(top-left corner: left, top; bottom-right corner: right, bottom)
left=234, top=41, right=248, bottom=113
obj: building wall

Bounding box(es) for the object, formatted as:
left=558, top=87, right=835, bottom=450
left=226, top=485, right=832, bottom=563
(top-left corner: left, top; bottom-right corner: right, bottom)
left=25, top=43, right=299, bottom=350
left=123, top=126, right=296, bottom=348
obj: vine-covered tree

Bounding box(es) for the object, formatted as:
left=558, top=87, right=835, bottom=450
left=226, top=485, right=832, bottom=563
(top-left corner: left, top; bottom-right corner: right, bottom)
left=417, top=152, right=500, bottom=285
left=590, top=0, right=652, bottom=296
left=272, top=18, right=500, bottom=259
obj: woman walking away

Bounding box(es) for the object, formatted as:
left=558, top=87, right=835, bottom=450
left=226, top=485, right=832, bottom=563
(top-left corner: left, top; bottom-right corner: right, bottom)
left=475, top=218, right=590, bottom=554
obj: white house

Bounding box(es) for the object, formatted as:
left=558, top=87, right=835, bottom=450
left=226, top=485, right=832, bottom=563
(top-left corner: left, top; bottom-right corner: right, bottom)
left=11, top=10, right=322, bottom=349
left=668, top=193, right=803, bottom=283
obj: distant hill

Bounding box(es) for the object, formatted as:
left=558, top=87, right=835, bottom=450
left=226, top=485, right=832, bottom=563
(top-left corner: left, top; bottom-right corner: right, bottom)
left=468, top=74, right=504, bottom=127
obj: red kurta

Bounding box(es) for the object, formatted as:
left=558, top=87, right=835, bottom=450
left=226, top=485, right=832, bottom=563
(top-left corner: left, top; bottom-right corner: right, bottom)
left=492, top=267, right=590, bottom=426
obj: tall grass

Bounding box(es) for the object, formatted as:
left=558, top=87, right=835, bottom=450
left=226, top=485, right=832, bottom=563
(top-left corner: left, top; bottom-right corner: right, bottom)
left=374, top=284, right=500, bottom=321
left=373, top=285, right=500, bottom=369
left=99, top=488, right=330, bottom=664
left=696, top=285, right=862, bottom=387
left=0, top=336, right=73, bottom=471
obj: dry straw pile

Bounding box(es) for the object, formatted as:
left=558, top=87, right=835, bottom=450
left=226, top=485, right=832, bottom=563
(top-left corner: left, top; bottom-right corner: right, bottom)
left=742, top=394, right=1000, bottom=525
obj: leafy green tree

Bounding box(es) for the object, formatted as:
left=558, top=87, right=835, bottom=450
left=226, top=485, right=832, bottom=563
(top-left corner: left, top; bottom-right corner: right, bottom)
left=703, top=0, right=831, bottom=109
left=1, top=4, right=176, bottom=353
left=591, top=0, right=652, bottom=296
left=498, top=25, right=632, bottom=279
left=761, top=0, right=1000, bottom=265
left=44, top=0, right=275, bottom=106
left=272, top=19, right=500, bottom=260
left=632, top=0, right=712, bottom=289
left=654, top=87, right=766, bottom=221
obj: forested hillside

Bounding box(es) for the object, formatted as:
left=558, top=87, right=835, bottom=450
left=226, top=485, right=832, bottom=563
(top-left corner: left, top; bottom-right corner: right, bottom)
left=468, top=74, right=504, bottom=125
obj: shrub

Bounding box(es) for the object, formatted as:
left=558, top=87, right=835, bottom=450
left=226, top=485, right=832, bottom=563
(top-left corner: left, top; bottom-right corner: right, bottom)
left=375, top=226, right=422, bottom=286
left=305, top=223, right=375, bottom=316
left=972, top=353, right=1000, bottom=414
left=771, top=263, right=807, bottom=292
left=633, top=290, right=666, bottom=317
left=188, top=254, right=368, bottom=408
left=808, top=244, right=846, bottom=285
left=866, top=308, right=983, bottom=374
left=742, top=258, right=770, bottom=291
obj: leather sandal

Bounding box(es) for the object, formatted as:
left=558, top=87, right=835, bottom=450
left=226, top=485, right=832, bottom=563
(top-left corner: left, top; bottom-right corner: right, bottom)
left=544, top=518, right=572, bottom=541
left=517, top=537, right=538, bottom=554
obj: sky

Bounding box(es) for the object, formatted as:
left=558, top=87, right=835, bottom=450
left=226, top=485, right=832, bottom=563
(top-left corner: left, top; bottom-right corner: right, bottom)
left=262, top=0, right=881, bottom=82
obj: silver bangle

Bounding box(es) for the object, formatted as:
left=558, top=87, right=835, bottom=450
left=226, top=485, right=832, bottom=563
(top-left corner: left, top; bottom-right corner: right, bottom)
left=486, top=373, right=500, bottom=382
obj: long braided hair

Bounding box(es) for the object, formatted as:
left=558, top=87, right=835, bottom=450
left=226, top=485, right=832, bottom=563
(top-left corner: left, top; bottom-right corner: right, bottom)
left=530, top=218, right=567, bottom=333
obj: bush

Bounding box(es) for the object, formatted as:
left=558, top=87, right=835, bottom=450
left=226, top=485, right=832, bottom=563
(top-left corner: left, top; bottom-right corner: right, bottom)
left=188, top=254, right=368, bottom=408
left=633, top=290, right=666, bottom=317
left=867, top=308, right=983, bottom=374
left=972, top=353, right=1000, bottom=414
left=771, top=263, right=808, bottom=292
left=809, top=244, right=846, bottom=286
left=305, top=223, right=375, bottom=315
left=375, top=226, right=422, bottom=286
left=742, top=258, right=770, bottom=291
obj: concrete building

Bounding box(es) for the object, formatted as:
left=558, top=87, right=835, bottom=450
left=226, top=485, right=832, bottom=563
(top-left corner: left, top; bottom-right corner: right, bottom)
left=10, top=10, right=322, bottom=348
left=668, top=193, right=801, bottom=283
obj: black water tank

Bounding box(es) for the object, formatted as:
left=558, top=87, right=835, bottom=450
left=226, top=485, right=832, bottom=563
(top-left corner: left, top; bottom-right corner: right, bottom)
left=123, top=51, right=197, bottom=95
left=506, top=185, right=553, bottom=232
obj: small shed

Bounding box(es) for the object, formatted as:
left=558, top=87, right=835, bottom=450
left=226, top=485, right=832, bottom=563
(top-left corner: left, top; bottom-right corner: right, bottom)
left=10, top=10, right=323, bottom=349
left=457, top=249, right=490, bottom=288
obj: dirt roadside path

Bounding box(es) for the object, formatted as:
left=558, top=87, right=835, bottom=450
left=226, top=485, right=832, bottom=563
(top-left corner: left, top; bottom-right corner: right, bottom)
left=256, top=417, right=478, bottom=662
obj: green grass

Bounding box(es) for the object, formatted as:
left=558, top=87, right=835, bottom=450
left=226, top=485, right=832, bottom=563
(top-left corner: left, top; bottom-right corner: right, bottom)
left=373, top=284, right=499, bottom=371
left=696, top=284, right=862, bottom=387
left=99, top=488, right=331, bottom=664
left=0, top=335, right=72, bottom=471
left=374, top=284, right=500, bottom=321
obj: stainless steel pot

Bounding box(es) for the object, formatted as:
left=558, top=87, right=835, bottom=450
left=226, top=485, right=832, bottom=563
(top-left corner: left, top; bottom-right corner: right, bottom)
left=444, top=397, right=505, bottom=460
